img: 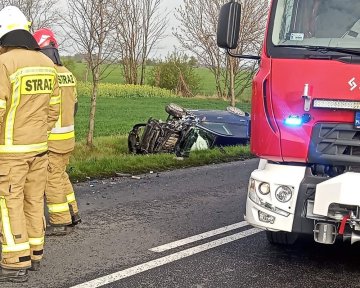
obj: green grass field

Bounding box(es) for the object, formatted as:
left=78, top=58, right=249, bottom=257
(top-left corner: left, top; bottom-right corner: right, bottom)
left=71, top=63, right=123, bottom=84
left=75, top=96, right=251, bottom=140
left=69, top=62, right=251, bottom=99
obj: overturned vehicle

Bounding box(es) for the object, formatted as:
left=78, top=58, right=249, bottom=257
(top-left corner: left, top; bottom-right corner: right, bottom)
left=128, top=103, right=251, bottom=157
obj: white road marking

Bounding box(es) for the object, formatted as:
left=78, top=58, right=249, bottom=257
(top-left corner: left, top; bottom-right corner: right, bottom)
left=70, top=228, right=262, bottom=288
left=150, top=221, right=250, bottom=253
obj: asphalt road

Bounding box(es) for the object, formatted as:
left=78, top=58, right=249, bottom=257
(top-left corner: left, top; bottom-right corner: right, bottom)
left=5, top=158, right=360, bottom=288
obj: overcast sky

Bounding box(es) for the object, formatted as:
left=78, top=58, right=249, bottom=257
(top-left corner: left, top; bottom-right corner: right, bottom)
left=154, top=0, right=183, bottom=58
left=58, top=0, right=184, bottom=57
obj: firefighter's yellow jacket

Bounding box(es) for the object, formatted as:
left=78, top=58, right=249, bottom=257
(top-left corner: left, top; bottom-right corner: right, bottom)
left=0, top=48, right=60, bottom=156
left=48, top=65, right=77, bottom=153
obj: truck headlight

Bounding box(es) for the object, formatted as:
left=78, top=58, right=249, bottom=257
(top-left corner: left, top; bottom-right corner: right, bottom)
left=248, top=178, right=259, bottom=203
left=275, top=186, right=293, bottom=203
left=259, top=182, right=270, bottom=195
left=248, top=179, right=291, bottom=217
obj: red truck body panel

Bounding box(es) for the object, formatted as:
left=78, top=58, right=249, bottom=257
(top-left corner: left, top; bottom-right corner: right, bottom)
left=250, top=0, right=360, bottom=163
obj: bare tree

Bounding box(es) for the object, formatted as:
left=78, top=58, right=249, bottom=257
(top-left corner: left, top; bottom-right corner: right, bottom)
left=233, top=0, right=268, bottom=104
left=114, top=0, right=168, bottom=85
left=174, top=0, right=268, bottom=104
left=0, top=0, right=60, bottom=31
left=175, top=0, right=228, bottom=98
left=62, top=0, right=118, bottom=147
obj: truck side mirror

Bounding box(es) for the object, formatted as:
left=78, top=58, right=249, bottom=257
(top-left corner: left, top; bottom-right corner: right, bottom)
left=217, top=1, right=241, bottom=50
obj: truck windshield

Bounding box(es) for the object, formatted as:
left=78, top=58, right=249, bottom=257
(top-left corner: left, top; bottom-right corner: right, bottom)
left=272, top=0, right=360, bottom=49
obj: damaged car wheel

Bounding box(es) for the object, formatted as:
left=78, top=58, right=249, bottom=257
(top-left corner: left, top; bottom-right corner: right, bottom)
left=165, top=103, right=187, bottom=118
left=226, top=106, right=249, bottom=117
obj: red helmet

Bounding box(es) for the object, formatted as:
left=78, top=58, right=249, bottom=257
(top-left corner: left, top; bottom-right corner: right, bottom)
left=33, top=28, right=59, bottom=49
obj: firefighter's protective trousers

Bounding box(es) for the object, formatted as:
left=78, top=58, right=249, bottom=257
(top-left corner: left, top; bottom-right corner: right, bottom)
left=0, top=154, right=48, bottom=269
left=46, top=151, right=79, bottom=225
left=46, top=66, right=79, bottom=226
left=0, top=48, right=60, bottom=270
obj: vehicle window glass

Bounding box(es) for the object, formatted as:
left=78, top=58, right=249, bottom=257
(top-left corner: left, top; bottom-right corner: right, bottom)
left=272, top=0, right=360, bottom=48
left=199, top=122, right=234, bottom=136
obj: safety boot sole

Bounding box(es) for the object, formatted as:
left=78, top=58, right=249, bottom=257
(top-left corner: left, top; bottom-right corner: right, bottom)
left=46, top=225, right=73, bottom=236
left=0, top=275, right=28, bottom=283
left=0, top=269, right=28, bottom=283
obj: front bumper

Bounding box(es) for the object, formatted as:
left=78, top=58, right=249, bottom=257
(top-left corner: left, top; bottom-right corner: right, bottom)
left=245, top=160, right=307, bottom=232
left=245, top=200, right=295, bottom=232
left=314, top=172, right=360, bottom=217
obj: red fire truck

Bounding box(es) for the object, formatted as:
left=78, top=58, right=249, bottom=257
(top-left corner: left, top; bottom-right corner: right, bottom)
left=217, top=0, right=360, bottom=245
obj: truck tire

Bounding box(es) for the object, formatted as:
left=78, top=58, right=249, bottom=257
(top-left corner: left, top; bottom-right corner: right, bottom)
left=266, top=231, right=298, bottom=245
left=165, top=103, right=187, bottom=118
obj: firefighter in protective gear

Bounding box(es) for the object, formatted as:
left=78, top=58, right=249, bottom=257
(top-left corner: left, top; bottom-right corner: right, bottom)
left=0, top=6, right=60, bottom=283
left=33, top=28, right=81, bottom=236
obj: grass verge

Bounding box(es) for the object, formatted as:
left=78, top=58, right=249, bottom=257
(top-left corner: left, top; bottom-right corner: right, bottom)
left=69, top=135, right=253, bottom=181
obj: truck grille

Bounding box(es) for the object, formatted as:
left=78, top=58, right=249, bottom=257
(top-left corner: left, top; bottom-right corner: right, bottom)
left=308, top=123, right=360, bottom=167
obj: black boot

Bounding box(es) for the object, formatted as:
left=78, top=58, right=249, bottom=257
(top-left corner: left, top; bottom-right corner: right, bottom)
left=46, top=225, right=73, bottom=236
left=0, top=268, right=28, bottom=283
left=71, top=213, right=82, bottom=226
left=28, top=261, right=40, bottom=272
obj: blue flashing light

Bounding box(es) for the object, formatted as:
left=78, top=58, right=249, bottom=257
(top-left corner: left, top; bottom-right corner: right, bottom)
left=284, top=116, right=302, bottom=127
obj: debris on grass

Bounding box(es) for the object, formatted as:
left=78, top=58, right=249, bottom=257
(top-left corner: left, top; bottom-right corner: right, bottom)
left=115, top=173, right=132, bottom=177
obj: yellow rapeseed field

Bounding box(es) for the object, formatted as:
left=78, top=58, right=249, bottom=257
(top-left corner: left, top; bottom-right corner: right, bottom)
left=77, top=82, right=177, bottom=98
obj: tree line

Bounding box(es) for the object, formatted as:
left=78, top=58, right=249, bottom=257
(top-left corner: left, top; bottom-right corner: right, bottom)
left=0, top=0, right=268, bottom=146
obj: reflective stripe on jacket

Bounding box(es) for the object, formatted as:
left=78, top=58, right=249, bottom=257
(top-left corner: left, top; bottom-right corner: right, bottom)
left=0, top=48, right=60, bottom=156
left=48, top=65, right=77, bottom=153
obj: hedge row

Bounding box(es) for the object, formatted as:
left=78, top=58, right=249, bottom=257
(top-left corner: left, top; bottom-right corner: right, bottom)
left=77, top=82, right=177, bottom=98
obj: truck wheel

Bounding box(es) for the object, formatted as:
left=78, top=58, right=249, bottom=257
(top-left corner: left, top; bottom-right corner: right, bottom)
left=165, top=103, right=187, bottom=118
left=266, top=231, right=298, bottom=245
